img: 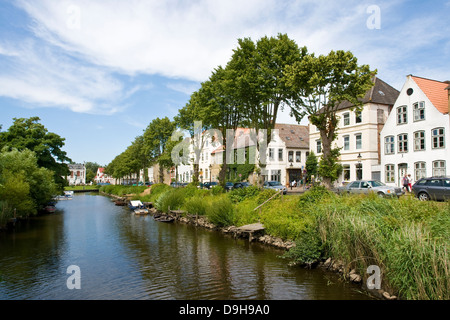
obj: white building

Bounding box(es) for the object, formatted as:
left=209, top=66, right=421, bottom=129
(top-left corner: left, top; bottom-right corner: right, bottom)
left=66, top=163, right=86, bottom=185
left=380, top=75, right=450, bottom=187
left=309, top=77, right=400, bottom=185
left=175, top=124, right=310, bottom=186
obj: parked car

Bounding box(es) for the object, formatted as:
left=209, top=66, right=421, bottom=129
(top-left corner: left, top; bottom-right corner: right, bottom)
left=337, top=180, right=404, bottom=197
left=203, top=181, right=218, bottom=189
left=170, top=182, right=184, bottom=188
left=233, top=182, right=252, bottom=189
left=263, top=181, right=287, bottom=195
left=225, top=182, right=234, bottom=192
left=412, top=177, right=450, bottom=201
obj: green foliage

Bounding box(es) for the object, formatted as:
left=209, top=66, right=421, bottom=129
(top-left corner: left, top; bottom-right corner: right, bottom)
left=297, top=185, right=333, bottom=207
left=228, top=186, right=260, bottom=203
left=206, top=195, right=235, bottom=227
left=305, top=152, right=318, bottom=182
left=211, top=185, right=224, bottom=195
left=282, top=227, right=323, bottom=265
left=184, top=195, right=210, bottom=216
left=255, top=188, right=279, bottom=205
left=0, top=148, right=57, bottom=219
left=0, top=117, right=71, bottom=189
left=318, top=147, right=343, bottom=184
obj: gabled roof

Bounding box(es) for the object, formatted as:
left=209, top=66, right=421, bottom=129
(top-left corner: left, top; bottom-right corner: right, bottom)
left=410, top=75, right=449, bottom=114
left=334, top=76, right=399, bottom=111
left=274, top=123, right=309, bottom=149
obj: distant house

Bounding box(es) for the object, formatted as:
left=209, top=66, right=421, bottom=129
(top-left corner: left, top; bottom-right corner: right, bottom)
left=94, top=167, right=113, bottom=184
left=309, top=76, right=400, bottom=185
left=380, top=75, right=450, bottom=187
left=67, top=163, right=86, bottom=185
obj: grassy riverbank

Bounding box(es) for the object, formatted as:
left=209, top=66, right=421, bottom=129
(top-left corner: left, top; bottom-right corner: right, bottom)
left=100, top=183, right=449, bottom=300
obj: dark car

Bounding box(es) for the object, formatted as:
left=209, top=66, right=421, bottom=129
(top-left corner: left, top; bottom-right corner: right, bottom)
left=203, top=181, right=218, bottom=189
left=412, top=177, right=450, bottom=201
left=233, top=182, right=251, bottom=189
left=225, top=182, right=234, bottom=192
left=170, top=182, right=184, bottom=188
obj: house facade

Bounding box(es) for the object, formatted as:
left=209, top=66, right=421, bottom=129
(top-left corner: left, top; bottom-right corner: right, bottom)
left=309, top=77, right=399, bottom=186
left=380, top=75, right=450, bottom=187
left=175, top=124, right=309, bottom=186
left=66, top=163, right=86, bottom=185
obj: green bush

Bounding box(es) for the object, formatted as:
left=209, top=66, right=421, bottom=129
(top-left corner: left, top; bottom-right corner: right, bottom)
left=228, top=186, right=260, bottom=203
left=184, top=195, right=210, bottom=216
left=282, top=227, right=323, bottom=265
left=211, top=185, right=224, bottom=195
left=206, top=196, right=235, bottom=227
left=154, top=188, right=186, bottom=213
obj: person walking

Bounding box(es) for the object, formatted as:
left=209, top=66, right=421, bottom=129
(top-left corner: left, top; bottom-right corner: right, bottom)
left=407, top=174, right=413, bottom=193
left=402, top=174, right=410, bottom=192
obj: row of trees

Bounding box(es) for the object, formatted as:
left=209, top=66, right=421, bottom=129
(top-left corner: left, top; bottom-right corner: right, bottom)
left=107, top=33, right=375, bottom=189
left=0, top=117, right=72, bottom=223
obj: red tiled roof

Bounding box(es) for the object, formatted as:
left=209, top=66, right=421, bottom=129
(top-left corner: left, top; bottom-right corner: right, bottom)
left=411, top=76, right=449, bottom=114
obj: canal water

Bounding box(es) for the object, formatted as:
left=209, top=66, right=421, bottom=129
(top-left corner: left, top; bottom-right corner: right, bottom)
left=0, top=193, right=371, bottom=300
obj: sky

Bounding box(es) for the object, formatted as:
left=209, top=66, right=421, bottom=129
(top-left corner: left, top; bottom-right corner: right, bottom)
left=0, top=0, right=449, bottom=166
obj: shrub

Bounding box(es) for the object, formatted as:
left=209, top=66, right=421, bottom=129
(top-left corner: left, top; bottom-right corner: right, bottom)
left=211, top=185, right=224, bottom=195
left=154, top=188, right=186, bottom=213
left=228, top=186, right=260, bottom=203
left=184, top=195, right=210, bottom=216
left=282, top=227, right=323, bottom=265
left=255, top=189, right=279, bottom=205
left=206, top=196, right=235, bottom=227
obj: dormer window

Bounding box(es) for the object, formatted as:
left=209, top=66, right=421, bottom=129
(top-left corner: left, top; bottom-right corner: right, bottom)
left=413, top=101, right=425, bottom=121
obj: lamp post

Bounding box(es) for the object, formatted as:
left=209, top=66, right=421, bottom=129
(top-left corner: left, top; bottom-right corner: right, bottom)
left=357, top=153, right=362, bottom=180
left=209, top=164, right=212, bottom=183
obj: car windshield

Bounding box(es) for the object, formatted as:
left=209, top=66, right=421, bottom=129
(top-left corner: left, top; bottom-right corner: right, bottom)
left=268, top=181, right=281, bottom=186
left=368, top=181, right=385, bottom=187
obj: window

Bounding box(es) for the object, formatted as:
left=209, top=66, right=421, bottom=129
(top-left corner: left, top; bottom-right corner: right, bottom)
left=426, top=179, right=442, bottom=187
left=348, top=181, right=360, bottom=189
left=432, top=128, right=445, bottom=149
left=343, top=135, right=350, bottom=151
left=432, top=161, right=446, bottom=176
left=288, top=151, right=294, bottom=162
left=343, top=165, right=350, bottom=181
left=385, top=136, right=395, bottom=154
left=413, top=102, right=425, bottom=121
left=414, top=131, right=425, bottom=151
left=385, top=164, right=395, bottom=183
left=316, top=140, right=322, bottom=154
left=355, top=110, right=362, bottom=123
left=377, top=109, right=385, bottom=124
left=414, top=162, right=426, bottom=181
left=398, top=134, right=408, bottom=153
left=397, top=106, right=407, bottom=124
left=271, top=170, right=281, bottom=182
left=355, top=134, right=362, bottom=150
left=343, top=113, right=350, bottom=126
left=278, top=149, right=283, bottom=161
left=269, top=148, right=274, bottom=161
left=296, top=151, right=301, bottom=162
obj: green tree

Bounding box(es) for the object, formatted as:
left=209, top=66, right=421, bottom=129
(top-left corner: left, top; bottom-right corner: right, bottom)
left=287, top=50, right=375, bottom=188
left=218, top=34, right=308, bottom=186
left=0, top=148, right=57, bottom=219
left=305, top=151, right=318, bottom=183
left=85, top=162, right=101, bottom=183
left=0, top=117, right=71, bottom=189
left=143, top=117, right=176, bottom=183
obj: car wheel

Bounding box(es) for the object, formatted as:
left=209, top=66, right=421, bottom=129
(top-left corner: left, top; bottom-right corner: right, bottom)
left=418, top=192, right=429, bottom=201
left=377, top=192, right=385, bottom=198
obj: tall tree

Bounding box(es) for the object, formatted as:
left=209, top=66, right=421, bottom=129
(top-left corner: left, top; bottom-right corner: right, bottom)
left=225, top=34, right=308, bottom=185
left=287, top=50, right=375, bottom=189
left=143, top=117, right=176, bottom=183
left=0, top=117, right=71, bottom=189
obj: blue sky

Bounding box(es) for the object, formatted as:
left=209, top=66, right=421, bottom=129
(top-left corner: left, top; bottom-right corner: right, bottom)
left=0, top=0, right=449, bottom=166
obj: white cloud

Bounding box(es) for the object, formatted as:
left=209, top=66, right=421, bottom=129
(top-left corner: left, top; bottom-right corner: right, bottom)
left=166, top=82, right=200, bottom=96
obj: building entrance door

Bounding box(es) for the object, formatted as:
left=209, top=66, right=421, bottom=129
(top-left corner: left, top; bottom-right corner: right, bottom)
left=398, top=163, right=408, bottom=187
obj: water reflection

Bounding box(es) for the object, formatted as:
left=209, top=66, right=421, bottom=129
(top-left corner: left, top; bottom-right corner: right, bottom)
left=0, top=194, right=371, bottom=300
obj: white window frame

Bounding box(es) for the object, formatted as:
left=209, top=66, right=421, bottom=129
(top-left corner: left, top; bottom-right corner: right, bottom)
left=385, top=136, right=395, bottom=154
left=413, top=101, right=425, bottom=122
left=385, top=164, right=395, bottom=183
left=413, top=131, right=425, bottom=151
left=414, top=162, right=426, bottom=181
left=398, top=133, right=408, bottom=153
left=431, top=128, right=445, bottom=149
left=432, top=160, right=446, bottom=177
left=397, top=105, right=407, bottom=125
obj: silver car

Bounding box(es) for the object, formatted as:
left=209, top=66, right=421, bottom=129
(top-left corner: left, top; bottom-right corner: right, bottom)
left=263, top=181, right=287, bottom=195
left=337, top=180, right=404, bottom=197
